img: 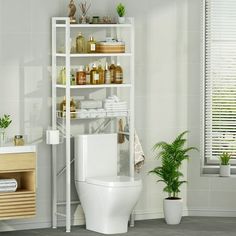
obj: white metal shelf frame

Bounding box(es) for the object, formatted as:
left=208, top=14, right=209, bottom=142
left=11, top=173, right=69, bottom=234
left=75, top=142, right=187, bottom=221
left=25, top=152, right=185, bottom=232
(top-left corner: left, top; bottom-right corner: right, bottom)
left=51, top=17, right=135, bottom=232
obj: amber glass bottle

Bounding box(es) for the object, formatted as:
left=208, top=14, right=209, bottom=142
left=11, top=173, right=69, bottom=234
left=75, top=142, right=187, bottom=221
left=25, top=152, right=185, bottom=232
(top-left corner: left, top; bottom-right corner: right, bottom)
left=76, top=66, right=86, bottom=85
left=109, top=61, right=116, bottom=83
left=97, top=64, right=105, bottom=84
left=70, top=98, right=76, bottom=119
left=114, top=63, right=123, bottom=84
left=87, top=36, right=96, bottom=53
left=60, top=96, right=66, bottom=117
left=90, top=64, right=99, bottom=84
left=85, top=65, right=90, bottom=84
left=104, top=62, right=111, bottom=84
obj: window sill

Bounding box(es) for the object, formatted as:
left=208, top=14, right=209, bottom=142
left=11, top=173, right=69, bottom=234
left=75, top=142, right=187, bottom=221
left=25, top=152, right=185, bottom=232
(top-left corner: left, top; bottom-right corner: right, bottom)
left=202, top=165, right=236, bottom=177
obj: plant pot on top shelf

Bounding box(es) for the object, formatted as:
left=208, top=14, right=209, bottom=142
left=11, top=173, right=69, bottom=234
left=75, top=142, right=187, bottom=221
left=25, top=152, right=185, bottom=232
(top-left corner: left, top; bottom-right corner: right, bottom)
left=219, top=152, right=231, bottom=177
left=149, top=131, right=198, bottom=225
left=116, top=3, right=126, bottom=24
left=0, top=114, right=12, bottom=146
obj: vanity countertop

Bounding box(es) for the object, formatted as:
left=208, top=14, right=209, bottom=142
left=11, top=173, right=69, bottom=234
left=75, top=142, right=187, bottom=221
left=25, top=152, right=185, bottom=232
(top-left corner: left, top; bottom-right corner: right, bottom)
left=0, top=145, right=36, bottom=154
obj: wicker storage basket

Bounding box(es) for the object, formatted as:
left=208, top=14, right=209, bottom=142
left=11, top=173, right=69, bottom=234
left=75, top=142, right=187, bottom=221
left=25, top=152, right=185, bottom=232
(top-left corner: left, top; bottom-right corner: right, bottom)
left=96, top=42, right=125, bottom=53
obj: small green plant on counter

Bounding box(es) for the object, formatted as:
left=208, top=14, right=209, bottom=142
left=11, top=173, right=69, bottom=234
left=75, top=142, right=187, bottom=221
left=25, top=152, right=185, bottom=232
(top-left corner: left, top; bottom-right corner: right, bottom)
left=219, top=152, right=231, bottom=165
left=149, top=131, right=198, bottom=199
left=0, top=114, right=12, bottom=129
left=116, top=3, right=125, bottom=17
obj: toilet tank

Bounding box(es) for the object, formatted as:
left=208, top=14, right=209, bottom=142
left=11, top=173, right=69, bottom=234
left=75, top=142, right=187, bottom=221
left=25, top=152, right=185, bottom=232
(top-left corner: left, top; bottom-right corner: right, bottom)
left=74, top=133, right=118, bottom=181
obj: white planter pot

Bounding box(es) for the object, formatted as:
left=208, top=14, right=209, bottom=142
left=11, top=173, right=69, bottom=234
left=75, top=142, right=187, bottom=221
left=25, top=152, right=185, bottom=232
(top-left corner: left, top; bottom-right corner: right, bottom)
left=163, top=198, right=183, bottom=225
left=220, top=165, right=230, bottom=177
left=118, top=17, right=125, bottom=24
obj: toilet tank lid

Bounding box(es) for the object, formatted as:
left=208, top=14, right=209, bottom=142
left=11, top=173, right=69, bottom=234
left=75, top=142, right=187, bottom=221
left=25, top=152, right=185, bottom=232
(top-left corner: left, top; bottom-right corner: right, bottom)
left=86, top=176, right=142, bottom=187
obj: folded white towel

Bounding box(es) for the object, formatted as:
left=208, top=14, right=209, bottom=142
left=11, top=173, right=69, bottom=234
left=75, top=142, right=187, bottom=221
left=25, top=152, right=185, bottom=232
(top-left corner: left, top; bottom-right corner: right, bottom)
left=104, top=104, right=127, bottom=108
left=0, top=179, right=17, bottom=192
left=79, top=100, right=103, bottom=109
left=107, top=112, right=128, bottom=117
left=76, top=109, right=89, bottom=119
left=97, top=109, right=106, bottom=118
left=105, top=109, right=128, bottom=112
left=88, top=109, right=98, bottom=118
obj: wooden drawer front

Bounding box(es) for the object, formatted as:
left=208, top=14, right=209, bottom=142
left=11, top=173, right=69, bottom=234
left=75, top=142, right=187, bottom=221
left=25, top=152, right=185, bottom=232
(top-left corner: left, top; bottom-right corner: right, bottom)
left=0, top=192, right=36, bottom=219
left=0, top=153, right=36, bottom=171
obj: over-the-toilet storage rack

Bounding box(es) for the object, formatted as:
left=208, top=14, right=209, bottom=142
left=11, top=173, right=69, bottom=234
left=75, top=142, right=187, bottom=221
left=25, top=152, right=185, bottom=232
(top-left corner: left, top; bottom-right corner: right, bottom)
left=51, top=17, right=135, bottom=232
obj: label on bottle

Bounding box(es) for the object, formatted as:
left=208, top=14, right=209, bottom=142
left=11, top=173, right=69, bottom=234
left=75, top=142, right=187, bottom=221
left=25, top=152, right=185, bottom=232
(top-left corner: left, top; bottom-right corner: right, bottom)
left=77, top=72, right=86, bottom=85
left=105, top=71, right=111, bottom=84
left=110, top=69, right=115, bottom=83
left=90, top=43, right=96, bottom=51
left=86, top=74, right=90, bottom=84
left=94, top=73, right=99, bottom=81
left=115, top=72, right=123, bottom=83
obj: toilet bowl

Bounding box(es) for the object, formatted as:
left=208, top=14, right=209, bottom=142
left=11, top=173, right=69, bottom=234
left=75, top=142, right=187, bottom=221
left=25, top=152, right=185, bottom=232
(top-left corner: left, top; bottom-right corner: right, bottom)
left=74, top=133, right=142, bottom=234
left=75, top=176, right=142, bottom=234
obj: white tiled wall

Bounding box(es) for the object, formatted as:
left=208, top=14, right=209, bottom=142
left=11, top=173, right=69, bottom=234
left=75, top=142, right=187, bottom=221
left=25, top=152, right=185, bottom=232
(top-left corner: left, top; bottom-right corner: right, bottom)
left=0, top=0, right=190, bottom=231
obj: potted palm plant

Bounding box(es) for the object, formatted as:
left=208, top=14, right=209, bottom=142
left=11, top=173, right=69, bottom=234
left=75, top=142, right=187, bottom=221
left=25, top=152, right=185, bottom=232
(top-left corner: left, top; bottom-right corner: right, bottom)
left=149, top=131, right=197, bottom=225
left=219, top=152, right=231, bottom=177
left=116, top=3, right=126, bottom=24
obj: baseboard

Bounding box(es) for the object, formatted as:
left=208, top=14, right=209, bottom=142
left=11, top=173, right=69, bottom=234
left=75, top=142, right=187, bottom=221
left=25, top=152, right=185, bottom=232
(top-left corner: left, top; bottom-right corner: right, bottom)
left=188, top=208, right=236, bottom=217
left=134, top=208, right=189, bottom=221
left=0, top=217, right=85, bottom=232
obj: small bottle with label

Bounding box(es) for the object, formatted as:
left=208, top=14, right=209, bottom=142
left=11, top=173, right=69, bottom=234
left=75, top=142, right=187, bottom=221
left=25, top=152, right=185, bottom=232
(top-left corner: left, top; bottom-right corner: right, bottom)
left=109, top=61, right=116, bottom=83
left=70, top=98, right=76, bottom=119
left=114, top=63, right=123, bottom=84
left=90, top=64, right=99, bottom=84
left=76, top=66, right=86, bottom=85
left=85, top=65, right=90, bottom=84
left=87, top=36, right=96, bottom=53
left=76, top=32, right=86, bottom=53
left=104, top=62, right=111, bottom=84
left=60, top=96, right=66, bottom=117
left=97, top=64, right=105, bottom=84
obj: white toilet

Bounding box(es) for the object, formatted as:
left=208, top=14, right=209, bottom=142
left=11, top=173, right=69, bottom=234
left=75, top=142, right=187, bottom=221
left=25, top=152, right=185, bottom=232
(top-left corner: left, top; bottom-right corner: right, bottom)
left=74, top=133, right=142, bottom=234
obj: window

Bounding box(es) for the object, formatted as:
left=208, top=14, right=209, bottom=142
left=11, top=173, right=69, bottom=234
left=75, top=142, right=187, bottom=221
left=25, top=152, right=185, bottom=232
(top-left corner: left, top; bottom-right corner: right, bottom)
left=203, top=0, right=236, bottom=164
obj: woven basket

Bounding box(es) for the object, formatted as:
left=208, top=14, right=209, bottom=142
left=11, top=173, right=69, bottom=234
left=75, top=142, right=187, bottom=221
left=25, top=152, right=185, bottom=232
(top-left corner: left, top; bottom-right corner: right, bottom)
left=96, top=42, right=125, bottom=53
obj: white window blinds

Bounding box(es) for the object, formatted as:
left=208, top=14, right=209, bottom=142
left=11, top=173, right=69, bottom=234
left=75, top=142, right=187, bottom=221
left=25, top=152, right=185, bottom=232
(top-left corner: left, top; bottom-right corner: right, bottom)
left=204, top=0, right=236, bottom=161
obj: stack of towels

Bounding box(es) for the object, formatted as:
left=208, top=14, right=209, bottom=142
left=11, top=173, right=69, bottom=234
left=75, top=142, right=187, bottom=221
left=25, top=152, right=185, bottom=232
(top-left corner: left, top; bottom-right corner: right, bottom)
left=0, top=179, right=18, bottom=193
left=77, top=100, right=106, bottom=118
left=75, top=97, right=128, bottom=118
left=103, top=95, right=128, bottom=117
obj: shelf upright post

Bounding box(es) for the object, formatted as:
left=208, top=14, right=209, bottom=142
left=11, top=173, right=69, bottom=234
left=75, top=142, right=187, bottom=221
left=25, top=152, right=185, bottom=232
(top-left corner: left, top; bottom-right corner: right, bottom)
left=51, top=17, right=57, bottom=229
left=65, top=18, right=71, bottom=233
left=129, top=17, right=135, bottom=227
left=129, top=18, right=135, bottom=179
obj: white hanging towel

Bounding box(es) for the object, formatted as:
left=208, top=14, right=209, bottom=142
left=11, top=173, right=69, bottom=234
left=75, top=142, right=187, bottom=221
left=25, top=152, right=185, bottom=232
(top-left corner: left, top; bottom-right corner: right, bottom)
left=134, top=131, right=145, bottom=173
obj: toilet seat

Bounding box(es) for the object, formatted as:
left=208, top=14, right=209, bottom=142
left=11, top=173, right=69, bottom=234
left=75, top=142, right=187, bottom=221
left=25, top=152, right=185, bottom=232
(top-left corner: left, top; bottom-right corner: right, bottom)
left=86, top=176, right=141, bottom=187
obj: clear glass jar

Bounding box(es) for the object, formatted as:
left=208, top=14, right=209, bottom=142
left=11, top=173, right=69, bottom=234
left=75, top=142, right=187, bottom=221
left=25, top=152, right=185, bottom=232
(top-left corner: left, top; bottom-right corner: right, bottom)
left=14, top=135, right=24, bottom=146
left=76, top=32, right=86, bottom=53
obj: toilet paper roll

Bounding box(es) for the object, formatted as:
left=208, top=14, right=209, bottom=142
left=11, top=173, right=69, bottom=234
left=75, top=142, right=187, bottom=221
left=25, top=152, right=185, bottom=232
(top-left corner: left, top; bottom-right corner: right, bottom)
left=46, top=130, right=60, bottom=145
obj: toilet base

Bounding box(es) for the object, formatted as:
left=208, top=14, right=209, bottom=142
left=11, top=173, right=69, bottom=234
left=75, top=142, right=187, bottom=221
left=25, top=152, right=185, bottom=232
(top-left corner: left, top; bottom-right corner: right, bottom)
left=86, top=216, right=129, bottom=234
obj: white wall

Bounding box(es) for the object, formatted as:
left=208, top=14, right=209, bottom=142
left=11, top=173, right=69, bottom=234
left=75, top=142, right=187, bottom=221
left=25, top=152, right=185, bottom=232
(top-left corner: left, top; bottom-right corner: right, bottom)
left=0, top=0, right=189, bottom=231
left=187, top=0, right=236, bottom=217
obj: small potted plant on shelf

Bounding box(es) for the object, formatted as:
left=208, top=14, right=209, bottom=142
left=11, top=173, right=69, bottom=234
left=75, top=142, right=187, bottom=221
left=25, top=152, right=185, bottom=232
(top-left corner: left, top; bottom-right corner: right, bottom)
left=116, top=3, right=125, bottom=24
left=149, top=131, right=197, bottom=225
left=0, top=114, right=12, bottom=146
left=219, top=152, right=231, bottom=177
